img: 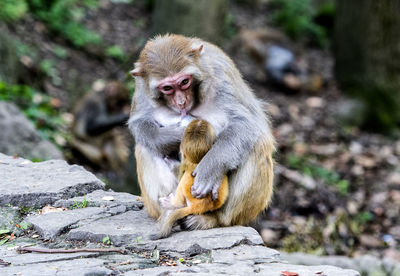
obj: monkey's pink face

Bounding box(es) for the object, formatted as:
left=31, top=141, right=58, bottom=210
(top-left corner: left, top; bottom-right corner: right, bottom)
left=157, top=73, right=194, bottom=116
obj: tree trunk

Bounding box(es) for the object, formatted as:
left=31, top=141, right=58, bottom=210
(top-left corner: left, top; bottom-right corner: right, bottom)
left=334, top=0, right=400, bottom=133
left=152, top=0, right=228, bottom=45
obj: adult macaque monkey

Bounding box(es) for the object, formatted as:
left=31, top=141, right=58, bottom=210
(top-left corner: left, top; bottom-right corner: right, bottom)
left=129, top=34, right=275, bottom=230
left=72, top=81, right=130, bottom=171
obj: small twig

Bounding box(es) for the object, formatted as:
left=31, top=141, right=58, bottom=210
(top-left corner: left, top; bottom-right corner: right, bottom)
left=0, top=259, right=11, bottom=266
left=17, top=246, right=126, bottom=254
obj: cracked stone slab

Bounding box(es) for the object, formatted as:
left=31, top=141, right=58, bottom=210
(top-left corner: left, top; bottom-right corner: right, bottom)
left=101, top=253, right=158, bottom=272
left=0, top=153, right=105, bottom=207
left=211, top=244, right=280, bottom=264
left=54, top=189, right=143, bottom=210
left=139, top=226, right=265, bottom=253
left=67, top=210, right=264, bottom=251
left=25, top=207, right=111, bottom=240
left=0, top=258, right=112, bottom=276
left=67, top=210, right=155, bottom=246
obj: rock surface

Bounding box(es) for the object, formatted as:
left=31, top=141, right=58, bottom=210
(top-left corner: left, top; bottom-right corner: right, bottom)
left=0, top=153, right=105, bottom=207
left=0, top=102, right=63, bottom=160
left=0, top=153, right=361, bottom=275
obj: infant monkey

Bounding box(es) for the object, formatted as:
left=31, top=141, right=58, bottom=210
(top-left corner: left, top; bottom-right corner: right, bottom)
left=152, top=119, right=229, bottom=239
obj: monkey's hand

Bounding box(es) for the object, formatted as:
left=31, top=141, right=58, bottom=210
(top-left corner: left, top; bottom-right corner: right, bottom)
left=191, top=161, right=224, bottom=200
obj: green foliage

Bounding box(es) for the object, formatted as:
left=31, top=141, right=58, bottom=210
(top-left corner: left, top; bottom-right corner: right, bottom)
left=52, top=46, right=69, bottom=59
left=39, top=59, right=61, bottom=86
left=223, top=12, right=237, bottom=39
left=102, top=236, right=111, bottom=245
left=28, top=0, right=102, bottom=47
left=105, top=45, right=126, bottom=61
left=1, top=0, right=102, bottom=47
left=0, top=0, right=28, bottom=22
left=271, top=0, right=332, bottom=47
left=0, top=229, right=10, bottom=235
left=0, top=82, right=65, bottom=145
left=282, top=210, right=375, bottom=255
left=17, top=206, right=36, bottom=216
left=282, top=217, right=324, bottom=254
left=288, top=154, right=350, bottom=195
left=71, top=197, right=88, bottom=209
left=355, top=211, right=375, bottom=225
left=0, top=228, right=11, bottom=245
left=19, top=221, right=30, bottom=230
left=135, top=236, right=142, bottom=243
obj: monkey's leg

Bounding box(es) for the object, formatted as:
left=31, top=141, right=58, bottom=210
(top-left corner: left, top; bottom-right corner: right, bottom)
left=159, top=201, right=216, bottom=238
left=135, top=145, right=178, bottom=219
left=217, top=137, right=274, bottom=226
left=103, top=133, right=128, bottom=171
left=70, top=138, right=103, bottom=164
left=172, top=171, right=193, bottom=207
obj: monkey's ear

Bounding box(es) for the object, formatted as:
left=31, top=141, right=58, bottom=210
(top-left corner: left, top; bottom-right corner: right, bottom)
left=130, top=68, right=142, bottom=77
left=130, top=63, right=143, bottom=77
left=189, top=43, right=204, bottom=58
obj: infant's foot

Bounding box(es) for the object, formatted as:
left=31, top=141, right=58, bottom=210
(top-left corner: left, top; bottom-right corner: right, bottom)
left=159, top=193, right=174, bottom=209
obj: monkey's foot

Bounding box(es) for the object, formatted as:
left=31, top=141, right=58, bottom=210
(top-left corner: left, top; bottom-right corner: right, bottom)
left=180, top=214, right=218, bottom=231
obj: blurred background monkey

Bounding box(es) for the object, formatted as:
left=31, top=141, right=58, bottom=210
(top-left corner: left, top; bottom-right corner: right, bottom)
left=71, top=81, right=131, bottom=172
left=129, top=34, right=275, bottom=230
left=152, top=119, right=229, bottom=239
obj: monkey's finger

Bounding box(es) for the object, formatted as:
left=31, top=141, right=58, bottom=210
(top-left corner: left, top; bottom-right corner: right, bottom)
left=191, top=185, right=199, bottom=197
left=194, top=183, right=213, bottom=199
left=212, top=185, right=219, bottom=201
left=192, top=167, right=198, bottom=177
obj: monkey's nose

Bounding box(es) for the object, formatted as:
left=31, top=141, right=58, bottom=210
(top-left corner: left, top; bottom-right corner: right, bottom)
left=175, top=92, right=186, bottom=108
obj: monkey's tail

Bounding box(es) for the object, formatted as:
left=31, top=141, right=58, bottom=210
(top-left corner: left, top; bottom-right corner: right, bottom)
left=159, top=207, right=194, bottom=238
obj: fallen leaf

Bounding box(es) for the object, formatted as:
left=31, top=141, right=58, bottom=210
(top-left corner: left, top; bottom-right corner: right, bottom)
left=281, top=271, right=299, bottom=276
left=41, top=205, right=65, bottom=214
left=0, top=229, right=10, bottom=235
left=102, top=196, right=115, bottom=201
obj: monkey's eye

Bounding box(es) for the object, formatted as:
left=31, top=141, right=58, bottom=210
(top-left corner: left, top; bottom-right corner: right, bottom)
left=160, top=85, right=174, bottom=94
left=181, top=79, right=189, bottom=86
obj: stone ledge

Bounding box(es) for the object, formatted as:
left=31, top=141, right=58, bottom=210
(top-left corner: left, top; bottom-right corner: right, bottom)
left=0, top=153, right=360, bottom=276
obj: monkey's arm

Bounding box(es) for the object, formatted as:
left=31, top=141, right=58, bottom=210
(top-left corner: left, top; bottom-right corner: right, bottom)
left=86, top=113, right=129, bottom=136
left=192, top=114, right=259, bottom=199
left=128, top=115, right=183, bottom=156
left=79, top=99, right=129, bottom=136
